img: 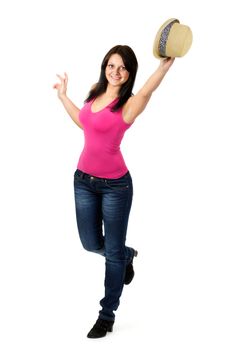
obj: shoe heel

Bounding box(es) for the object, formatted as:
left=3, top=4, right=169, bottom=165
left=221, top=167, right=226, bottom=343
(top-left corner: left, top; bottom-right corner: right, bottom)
left=108, top=325, right=113, bottom=332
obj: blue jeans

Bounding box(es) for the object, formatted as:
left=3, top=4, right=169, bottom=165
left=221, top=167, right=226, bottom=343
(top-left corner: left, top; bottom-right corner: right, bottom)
left=74, top=169, right=134, bottom=321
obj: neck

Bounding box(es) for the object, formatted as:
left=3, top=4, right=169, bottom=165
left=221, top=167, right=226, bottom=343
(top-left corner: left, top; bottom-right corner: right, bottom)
left=105, top=86, right=120, bottom=99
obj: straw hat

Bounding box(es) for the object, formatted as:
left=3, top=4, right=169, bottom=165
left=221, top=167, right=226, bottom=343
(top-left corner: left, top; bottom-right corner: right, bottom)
left=153, top=18, right=193, bottom=58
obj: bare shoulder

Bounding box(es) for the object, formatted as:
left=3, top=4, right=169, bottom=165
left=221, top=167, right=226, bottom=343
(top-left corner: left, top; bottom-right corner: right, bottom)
left=91, top=82, right=98, bottom=90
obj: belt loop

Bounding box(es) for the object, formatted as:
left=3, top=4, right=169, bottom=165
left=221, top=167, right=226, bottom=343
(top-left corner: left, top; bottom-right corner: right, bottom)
left=80, top=171, right=84, bottom=179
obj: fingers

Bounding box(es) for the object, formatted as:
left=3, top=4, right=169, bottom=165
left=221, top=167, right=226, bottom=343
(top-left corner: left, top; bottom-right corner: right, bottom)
left=161, top=57, right=174, bottom=63
left=53, top=73, right=67, bottom=89
left=161, top=57, right=175, bottom=68
left=169, top=57, right=175, bottom=63
left=56, top=73, right=64, bottom=82
left=53, top=72, right=68, bottom=93
left=55, top=72, right=68, bottom=83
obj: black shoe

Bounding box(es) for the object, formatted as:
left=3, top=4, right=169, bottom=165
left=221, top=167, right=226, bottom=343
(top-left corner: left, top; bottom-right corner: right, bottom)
left=87, top=318, right=114, bottom=339
left=124, top=249, right=138, bottom=285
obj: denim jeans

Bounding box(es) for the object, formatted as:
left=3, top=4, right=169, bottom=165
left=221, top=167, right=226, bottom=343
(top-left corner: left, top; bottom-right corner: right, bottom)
left=73, top=168, right=134, bottom=321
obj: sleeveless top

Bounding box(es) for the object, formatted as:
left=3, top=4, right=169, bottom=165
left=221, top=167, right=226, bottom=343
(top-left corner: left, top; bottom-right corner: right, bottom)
left=77, top=98, right=133, bottom=179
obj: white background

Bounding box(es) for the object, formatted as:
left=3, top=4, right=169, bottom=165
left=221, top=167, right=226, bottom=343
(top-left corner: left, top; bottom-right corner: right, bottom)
left=0, top=0, right=232, bottom=349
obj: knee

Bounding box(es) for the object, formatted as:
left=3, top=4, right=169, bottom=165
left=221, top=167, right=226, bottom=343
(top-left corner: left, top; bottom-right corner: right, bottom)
left=81, top=240, right=104, bottom=255
left=105, top=248, right=126, bottom=262
left=81, top=240, right=96, bottom=252
left=82, top=243, right=93, bottom=252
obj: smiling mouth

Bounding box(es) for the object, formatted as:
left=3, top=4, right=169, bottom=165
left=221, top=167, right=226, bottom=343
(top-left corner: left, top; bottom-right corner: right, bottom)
left=110, top=76, right=121, bottom=80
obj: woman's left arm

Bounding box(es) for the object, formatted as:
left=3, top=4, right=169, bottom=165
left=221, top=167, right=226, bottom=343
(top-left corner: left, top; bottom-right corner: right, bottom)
left=123, top=58, right=175, bottom=124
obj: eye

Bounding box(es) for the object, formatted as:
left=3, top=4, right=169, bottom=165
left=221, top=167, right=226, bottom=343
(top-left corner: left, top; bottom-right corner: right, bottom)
left=108, top=64, right=114, bottom=69
left=119, top=66, right=126, bottom=71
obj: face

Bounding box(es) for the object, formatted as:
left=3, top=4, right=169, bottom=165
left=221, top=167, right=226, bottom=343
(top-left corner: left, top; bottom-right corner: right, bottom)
left=105, top=54, right=129, bottom=87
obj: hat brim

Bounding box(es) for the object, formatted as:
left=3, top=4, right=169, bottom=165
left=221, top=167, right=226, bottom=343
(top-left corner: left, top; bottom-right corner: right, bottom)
left=153, top=18, right=179, bottom=59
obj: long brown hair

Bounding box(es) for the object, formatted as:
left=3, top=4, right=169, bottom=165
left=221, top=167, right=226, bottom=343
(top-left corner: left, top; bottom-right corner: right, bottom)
left=85, top=45, right=138, bottom=112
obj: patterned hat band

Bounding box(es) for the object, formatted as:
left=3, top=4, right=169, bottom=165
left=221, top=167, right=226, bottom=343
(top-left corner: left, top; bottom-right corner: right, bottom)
left=159, top=19, right=180, bottom=57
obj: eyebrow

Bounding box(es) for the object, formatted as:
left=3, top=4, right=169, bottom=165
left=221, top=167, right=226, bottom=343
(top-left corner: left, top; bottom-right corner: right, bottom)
left=108, top=62, right=125, bottom=67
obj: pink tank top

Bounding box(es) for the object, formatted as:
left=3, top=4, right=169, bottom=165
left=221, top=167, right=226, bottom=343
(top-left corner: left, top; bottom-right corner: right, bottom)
left=77, top=98, right=133, bottom=179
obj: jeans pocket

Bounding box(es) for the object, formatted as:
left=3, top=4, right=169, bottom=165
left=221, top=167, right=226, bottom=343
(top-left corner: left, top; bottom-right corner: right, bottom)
left=105, top=178, right=130, bottom=191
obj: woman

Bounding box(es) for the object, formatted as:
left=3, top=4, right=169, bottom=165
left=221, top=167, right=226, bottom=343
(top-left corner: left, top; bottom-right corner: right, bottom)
left=54, top=45, right=174, bottom=338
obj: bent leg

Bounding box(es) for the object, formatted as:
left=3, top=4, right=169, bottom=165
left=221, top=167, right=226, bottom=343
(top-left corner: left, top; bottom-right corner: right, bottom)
left=74, top=178, right=104, bottom=255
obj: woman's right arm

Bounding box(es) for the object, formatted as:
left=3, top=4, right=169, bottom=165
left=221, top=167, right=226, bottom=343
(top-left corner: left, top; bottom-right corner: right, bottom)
left=53, top=73, right=83, bottom=129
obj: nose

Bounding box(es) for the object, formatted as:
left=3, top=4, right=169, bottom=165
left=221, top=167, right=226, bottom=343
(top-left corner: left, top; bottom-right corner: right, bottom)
left=113, top=67, right=120, bottom=75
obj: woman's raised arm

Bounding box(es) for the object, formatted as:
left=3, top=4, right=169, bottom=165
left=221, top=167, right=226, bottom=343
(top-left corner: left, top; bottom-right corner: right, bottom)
left=123, top=58, right=175, bottom=124
left=53, top=73, right=83, bottom=129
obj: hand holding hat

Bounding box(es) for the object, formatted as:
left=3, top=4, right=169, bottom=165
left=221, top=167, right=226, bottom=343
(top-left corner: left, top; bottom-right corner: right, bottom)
left=153, top=18, right=193, bottom=59
left=159, top=56, right=175, bottom=73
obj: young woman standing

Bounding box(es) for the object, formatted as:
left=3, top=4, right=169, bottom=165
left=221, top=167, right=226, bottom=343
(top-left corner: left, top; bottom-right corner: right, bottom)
left=54, top=45, right=174, bottom=338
